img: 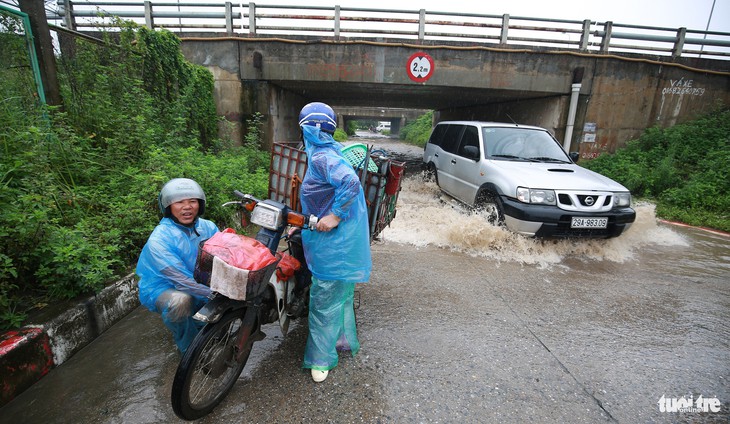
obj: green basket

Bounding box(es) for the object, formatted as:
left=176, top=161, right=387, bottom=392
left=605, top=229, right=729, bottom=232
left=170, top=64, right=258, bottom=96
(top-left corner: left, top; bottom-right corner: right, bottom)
left=342, top=143, right=378, bottom=172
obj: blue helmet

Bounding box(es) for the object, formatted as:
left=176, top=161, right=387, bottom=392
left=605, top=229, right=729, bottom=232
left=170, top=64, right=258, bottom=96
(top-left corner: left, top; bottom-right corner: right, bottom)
left=298, top=102, right=337, bottom=134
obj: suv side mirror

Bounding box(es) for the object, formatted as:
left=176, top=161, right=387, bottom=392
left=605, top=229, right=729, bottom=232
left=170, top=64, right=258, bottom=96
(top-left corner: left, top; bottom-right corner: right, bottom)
left=569, top=152, right=579, bottom=163
left=462, top=145, right=480, bottom=160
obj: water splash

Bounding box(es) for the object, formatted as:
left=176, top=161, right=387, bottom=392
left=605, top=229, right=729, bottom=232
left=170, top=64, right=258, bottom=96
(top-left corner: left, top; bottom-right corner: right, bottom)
left=380, top=176, right=687, bottom=266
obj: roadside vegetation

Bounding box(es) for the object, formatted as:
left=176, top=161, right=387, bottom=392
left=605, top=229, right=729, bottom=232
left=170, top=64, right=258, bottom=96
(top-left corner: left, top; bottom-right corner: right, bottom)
left=400, top=110, right=433, bottom=147
left=333, top=128, right=348, bottom=142
left=582, top=107, right=729, bottom=232
left=400, top=109, right=729, bottom=232
left=0, top=21, right=268, bottom=329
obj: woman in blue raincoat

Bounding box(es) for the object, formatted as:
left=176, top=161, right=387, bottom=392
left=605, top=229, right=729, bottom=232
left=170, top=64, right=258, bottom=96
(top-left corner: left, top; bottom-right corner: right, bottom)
left=298, top=102, right=372, bottom=383
left=136, top=178, right=219, bottom=353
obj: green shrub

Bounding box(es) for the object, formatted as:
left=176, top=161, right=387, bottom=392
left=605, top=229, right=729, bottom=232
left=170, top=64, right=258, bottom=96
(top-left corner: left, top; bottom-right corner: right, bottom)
left=346, top=121, right=357, bottom=136
left=582, top=107, right=729, bottom=232
left=333, top=128, right=348, bottom=142
left=400, top=111, right=433, bottom=147
left=0, top=24, right=269, bottom=329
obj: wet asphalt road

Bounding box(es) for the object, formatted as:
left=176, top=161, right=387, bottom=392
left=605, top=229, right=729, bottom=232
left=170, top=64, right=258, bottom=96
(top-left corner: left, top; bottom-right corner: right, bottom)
left=2, top=223, right=728, bottom=424
left=1, top=137, right=728, bottom=423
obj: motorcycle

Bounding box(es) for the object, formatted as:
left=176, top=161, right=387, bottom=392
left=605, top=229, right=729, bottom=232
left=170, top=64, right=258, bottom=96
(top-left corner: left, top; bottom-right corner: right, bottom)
left=170, top=190, right=317, bottom=421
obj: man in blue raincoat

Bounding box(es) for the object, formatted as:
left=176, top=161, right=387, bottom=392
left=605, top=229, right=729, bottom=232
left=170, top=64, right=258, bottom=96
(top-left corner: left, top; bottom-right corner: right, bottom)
left=136, top=178, right=219, bottom=353
left=298, top=102, right=372, bottom=383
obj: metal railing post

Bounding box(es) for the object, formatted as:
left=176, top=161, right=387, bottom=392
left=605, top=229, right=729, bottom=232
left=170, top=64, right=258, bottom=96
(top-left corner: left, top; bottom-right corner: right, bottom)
left=579, top=19, right=590, bottom=51
left=144, top=1, right=153, bottom=30
left=500, top=14, right=509, bottom=45
left=418, top=9, right=425, bottom=42
left=335, top=5, right=340, bottom=41
left=249, top=3, right=256, bottom=35
left=600, top=21, right=612, bottom=52
left=672, top=27, right=686, bottom=58
left=62, top=0, right=76, bottom=31
left=225, top=2, right=233, bottom=35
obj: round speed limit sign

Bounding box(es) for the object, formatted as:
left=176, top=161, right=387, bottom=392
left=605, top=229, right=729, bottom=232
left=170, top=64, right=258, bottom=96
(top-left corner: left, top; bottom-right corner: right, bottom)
left=406, top=52, right=434, bottom=83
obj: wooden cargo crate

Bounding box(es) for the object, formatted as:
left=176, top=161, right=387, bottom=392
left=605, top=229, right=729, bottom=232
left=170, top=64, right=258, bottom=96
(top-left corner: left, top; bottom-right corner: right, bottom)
left=268, top=141, right=404, bottom=241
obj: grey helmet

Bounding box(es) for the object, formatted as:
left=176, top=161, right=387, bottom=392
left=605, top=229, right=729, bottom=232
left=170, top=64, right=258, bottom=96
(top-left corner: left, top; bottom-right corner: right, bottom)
left=158, top=178, right=206, bottom=218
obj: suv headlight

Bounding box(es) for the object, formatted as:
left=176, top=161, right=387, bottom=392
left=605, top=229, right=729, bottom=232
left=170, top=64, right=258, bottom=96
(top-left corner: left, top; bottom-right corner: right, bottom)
left=615, top=192, right=631, bottom=207
left=516, top=187, right=556, bottom=205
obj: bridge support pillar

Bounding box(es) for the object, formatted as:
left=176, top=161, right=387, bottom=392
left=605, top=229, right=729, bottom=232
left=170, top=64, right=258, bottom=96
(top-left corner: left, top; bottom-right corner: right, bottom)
left=338, top=114, right=346, bottom=131
left=241, top=80, right=307, bottom=149
left=390, top=118, right=404, bottom=135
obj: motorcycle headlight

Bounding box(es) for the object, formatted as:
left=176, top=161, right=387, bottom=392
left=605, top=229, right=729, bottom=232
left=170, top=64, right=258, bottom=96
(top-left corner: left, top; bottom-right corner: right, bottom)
left=615, top=192, right=632, bottom=207
left=250, top=202, right=283, bottom=230
left=517, top=187, right=556, bottom=205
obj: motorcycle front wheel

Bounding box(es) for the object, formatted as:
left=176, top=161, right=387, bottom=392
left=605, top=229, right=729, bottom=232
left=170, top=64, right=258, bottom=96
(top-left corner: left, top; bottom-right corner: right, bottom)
left=171, top=311, right=255, bottom=420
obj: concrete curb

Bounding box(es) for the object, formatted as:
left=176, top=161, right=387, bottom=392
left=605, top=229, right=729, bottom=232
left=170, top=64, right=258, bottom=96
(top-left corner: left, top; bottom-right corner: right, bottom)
left=658, top=219, right=730, bottom=237
left=0, top=273, right=140, bottom=407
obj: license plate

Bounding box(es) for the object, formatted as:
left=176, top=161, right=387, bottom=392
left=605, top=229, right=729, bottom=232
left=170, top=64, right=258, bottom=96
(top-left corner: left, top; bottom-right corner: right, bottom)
left=571, top=217, right=608, bottom=229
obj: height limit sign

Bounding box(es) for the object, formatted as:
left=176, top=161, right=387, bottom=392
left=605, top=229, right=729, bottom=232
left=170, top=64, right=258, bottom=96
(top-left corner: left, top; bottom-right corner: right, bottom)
left=406, top=52, right=434, bottom=83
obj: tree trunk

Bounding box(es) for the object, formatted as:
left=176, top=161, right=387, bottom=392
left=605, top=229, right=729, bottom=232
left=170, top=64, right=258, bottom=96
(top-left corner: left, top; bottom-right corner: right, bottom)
left=20, top=0, right=62, bottom=106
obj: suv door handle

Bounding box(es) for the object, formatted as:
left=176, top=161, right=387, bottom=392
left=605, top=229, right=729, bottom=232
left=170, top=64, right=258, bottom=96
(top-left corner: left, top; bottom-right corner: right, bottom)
left=451, top=159, right=457, bottom=164
left=434, top=153, right=439, bottom=157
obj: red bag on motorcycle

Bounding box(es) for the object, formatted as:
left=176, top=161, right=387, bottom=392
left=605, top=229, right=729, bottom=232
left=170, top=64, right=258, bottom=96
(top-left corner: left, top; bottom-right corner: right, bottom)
left=275, top=252, right=301, bottom=280
left=194, top=228, right=278, bottom=300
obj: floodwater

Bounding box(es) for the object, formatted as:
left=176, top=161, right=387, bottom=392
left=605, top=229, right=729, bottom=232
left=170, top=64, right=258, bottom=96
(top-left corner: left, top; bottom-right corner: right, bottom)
left=384, top=177, right=691, bottom=267
left=1, top=138, right=728, bottom=423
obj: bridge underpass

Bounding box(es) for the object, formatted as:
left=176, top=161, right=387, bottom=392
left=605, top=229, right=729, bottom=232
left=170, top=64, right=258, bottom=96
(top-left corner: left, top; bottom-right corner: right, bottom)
left=263, top=80, right=549, bottom=140
left=184, top=39, right=574, bottom=150
left=334, top=107, right=430, bottom=135
left=179, top=37, right=730, bottom=159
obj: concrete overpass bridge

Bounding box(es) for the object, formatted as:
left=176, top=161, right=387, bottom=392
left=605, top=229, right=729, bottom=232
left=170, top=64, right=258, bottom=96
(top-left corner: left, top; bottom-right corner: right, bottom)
left=51, top=2, right=730, bottom=158
left=180, top=35, right=729, bottom=159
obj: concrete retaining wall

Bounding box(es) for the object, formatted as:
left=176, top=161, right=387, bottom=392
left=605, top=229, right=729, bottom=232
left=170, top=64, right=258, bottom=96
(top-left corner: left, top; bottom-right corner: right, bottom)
left=0, top=274, right=140, bottom=407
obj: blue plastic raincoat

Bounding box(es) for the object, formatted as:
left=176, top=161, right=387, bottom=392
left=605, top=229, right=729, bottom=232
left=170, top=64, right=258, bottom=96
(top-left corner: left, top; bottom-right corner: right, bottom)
left=299, top=125, right=372, bottom=371
left=299, top=125, right=372, bottom=283
left=136, top=217, right=219, bottom=352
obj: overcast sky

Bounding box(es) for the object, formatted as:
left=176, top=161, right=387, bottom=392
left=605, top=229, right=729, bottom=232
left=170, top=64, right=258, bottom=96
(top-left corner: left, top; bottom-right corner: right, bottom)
left=249, top=0, right=729, bottom=32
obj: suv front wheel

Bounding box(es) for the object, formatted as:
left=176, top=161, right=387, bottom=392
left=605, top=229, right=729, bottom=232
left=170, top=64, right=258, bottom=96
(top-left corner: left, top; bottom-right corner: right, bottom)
left=476, top=191, right=504, bottom=226
left=423, top=163, right=437, bottom=184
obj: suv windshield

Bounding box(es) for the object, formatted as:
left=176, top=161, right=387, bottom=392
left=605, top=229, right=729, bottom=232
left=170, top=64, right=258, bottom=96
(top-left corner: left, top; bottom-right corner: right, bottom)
left=483, top=127, right=570, bottom=163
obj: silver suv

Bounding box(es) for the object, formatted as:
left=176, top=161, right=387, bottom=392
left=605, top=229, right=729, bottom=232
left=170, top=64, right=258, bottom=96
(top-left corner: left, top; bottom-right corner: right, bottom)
left=422, top=121, right=635, bottom=238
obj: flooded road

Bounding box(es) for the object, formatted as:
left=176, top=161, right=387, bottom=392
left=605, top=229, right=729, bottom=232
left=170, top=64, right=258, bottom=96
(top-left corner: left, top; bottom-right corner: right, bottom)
left=1, top=138, right=728, bottom=423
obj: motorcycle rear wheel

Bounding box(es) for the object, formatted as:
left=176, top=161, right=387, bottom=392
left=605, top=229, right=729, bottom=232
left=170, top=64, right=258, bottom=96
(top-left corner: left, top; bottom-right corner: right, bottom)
left=171, top=311, right=255, bottom=420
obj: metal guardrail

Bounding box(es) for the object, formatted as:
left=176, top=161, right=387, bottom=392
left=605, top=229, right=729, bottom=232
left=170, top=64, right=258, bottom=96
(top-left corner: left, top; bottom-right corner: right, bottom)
left=43, top=1, right=730, bottom=60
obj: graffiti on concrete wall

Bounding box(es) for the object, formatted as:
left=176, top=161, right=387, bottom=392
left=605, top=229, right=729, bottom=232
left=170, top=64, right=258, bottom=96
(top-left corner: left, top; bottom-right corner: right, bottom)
left=580, top=122, right=603, bottom=159
left=662, top=78, right=706, bottom=96
left=657, top=77, right=707, bottom=122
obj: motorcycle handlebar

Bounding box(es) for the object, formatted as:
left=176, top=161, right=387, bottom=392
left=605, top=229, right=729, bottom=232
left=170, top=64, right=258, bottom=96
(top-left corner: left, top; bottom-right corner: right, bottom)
left=287, top=211, right=318, bottom=229
left=227, top=191, right=259, bottom=212
left=229, top=190, right=318, bottom=230
left=232, top=190, right=249, bottom=200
